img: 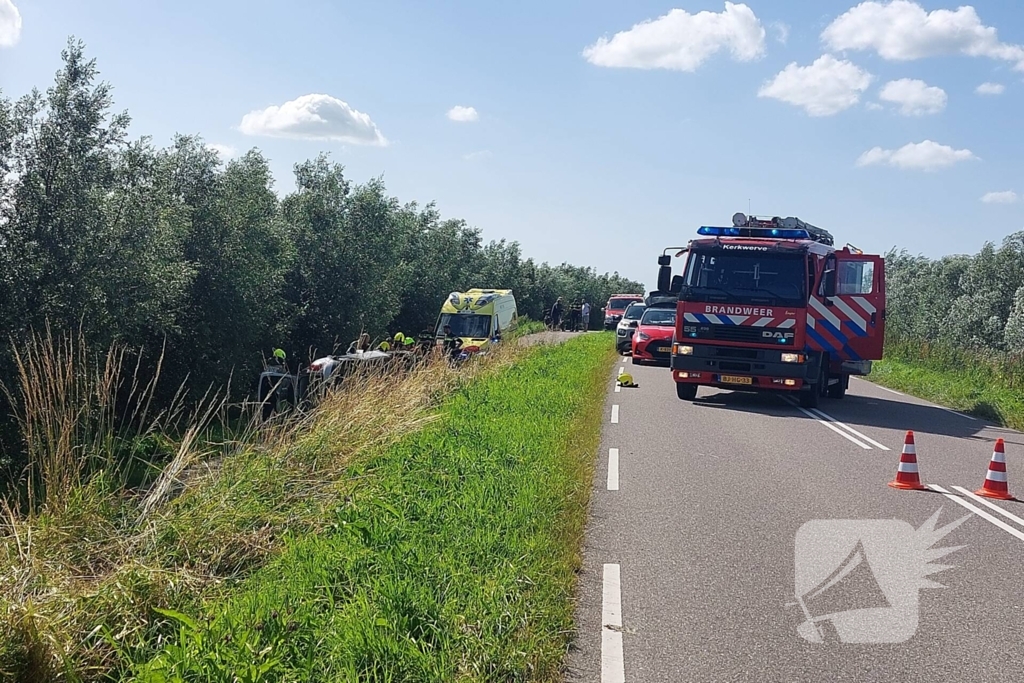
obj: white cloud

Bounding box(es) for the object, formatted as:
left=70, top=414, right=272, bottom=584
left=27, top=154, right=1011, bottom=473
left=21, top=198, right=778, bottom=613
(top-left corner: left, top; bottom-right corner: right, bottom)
left=463, top=150, right=492, bottom=161
left=976, top=82, right=1005, bottom=95
left=206, top=143, right=237, bottom=160
left=822, top=1, right=1024, bottom=71
left=878, top=78, right=947, bottom=116
left=865, top=101, right=884, bottom=110
left=447, top=106, right=479, bottom=123
left=0, top=0, right=22, bottom=48
left=582, top=2, right=766, bottom=72
left=856, top=140, right=977, bottom=171
left=758, top=55, right=873, bottom=116
left=769, top=21, right=790, bottom=45
left=981, top=190, right=1018, bottom=204
left=239, top=94, right=387, bottom=146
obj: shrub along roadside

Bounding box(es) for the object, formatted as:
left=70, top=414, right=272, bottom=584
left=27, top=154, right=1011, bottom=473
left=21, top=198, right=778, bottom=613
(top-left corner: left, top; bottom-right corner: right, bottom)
left=133, top=333, right=615, bottom=682
left=871, top=340, right=1024, bottom=430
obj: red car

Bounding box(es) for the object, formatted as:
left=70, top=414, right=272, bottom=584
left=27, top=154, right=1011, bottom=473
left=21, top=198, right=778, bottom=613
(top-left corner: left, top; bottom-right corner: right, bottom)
left=631, top=307, right=677, bottom=365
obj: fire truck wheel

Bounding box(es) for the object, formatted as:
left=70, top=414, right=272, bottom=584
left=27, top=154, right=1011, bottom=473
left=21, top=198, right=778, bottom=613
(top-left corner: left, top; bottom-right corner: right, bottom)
left=798, top=385, right=819, bottom=409
left=827, top=373, right=848, bottom=399
left=676, top=382, right=698, bottom=400
left=799, top=373, right=822, bottom=409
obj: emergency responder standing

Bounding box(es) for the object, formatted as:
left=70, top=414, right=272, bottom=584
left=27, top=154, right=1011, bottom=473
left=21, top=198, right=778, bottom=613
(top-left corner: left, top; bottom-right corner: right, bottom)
left=417, top=327, right=435, bottom=355
left=550, top=298, right=563, bottom=330
left=581, top=299, right=591, bottom=331
left=443, top=324, right=463, bottom=361
left=568, top=300, right=580, bottom=332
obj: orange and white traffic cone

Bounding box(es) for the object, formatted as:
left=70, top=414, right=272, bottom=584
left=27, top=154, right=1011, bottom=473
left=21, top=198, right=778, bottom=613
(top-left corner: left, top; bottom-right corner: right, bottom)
left=975, top=438, right=1015, bottom=500
left=889, top=431, right=927, bottom=490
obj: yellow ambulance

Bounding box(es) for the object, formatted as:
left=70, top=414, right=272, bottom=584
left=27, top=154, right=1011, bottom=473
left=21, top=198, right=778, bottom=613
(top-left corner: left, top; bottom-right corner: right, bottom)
left=436, top=289, right=518, bottom=352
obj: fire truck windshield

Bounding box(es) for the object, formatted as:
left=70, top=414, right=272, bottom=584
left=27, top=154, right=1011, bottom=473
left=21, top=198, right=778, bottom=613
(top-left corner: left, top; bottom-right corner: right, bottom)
left=682, top=249, right=806, bottom=306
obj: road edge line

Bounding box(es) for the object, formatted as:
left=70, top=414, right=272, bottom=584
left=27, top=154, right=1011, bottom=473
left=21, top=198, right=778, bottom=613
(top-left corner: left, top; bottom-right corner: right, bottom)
left=928, top=485, right=1024, bottom=542
left=951, top=485, right=1024, bottom=528
left=780, top=396, right=871, bottom=449
left=809, top=407, right=891, bottom=450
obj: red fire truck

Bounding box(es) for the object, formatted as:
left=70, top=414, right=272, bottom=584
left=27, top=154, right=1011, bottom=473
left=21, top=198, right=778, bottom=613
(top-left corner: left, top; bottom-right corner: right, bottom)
left=661, top=213, right=885, bottom=408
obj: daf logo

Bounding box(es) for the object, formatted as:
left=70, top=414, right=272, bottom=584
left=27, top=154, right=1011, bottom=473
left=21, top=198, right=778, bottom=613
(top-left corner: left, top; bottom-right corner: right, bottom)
left=763, top=330, right=795, bottom=339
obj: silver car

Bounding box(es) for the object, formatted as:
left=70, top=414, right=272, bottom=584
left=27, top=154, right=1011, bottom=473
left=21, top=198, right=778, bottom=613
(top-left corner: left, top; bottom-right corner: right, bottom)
left=615, top=303, right=646, bottom=353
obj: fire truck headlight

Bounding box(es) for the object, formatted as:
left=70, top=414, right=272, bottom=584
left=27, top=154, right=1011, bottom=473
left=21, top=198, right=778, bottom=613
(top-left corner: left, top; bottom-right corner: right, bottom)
left=674, top=344, right=694, bottom=355
left=781, top=353, right=804, bottom=363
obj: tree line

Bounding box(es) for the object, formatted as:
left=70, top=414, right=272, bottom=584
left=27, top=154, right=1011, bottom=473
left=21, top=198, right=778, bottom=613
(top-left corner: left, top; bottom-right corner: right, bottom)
left=885, top=232, right=1024, bottom=353
left=0, top=41, right=643, bottom=475
left=0, top=41, right=642, bottom=387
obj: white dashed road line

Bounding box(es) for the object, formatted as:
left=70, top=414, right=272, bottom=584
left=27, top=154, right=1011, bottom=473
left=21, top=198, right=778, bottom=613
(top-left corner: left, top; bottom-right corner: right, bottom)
left=602, top=563, right=625, bottom=683
left=611, top=405, right=619, bottom=424
left=607, top=448, right=619, bottom=491
left=928, top=485, right=1024, bottom=543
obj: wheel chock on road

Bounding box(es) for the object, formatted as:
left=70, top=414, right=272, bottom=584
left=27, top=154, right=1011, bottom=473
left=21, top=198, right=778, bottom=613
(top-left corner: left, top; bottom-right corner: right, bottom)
left=975, top=438, right=1016, bottom=501
left=617, top=373, right=638, bottom=388
left=889, top=431, right=927, bottom=490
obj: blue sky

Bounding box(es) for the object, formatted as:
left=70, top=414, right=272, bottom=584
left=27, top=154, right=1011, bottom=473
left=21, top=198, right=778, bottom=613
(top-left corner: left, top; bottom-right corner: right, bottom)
left=2, top=1, right=1022, bottom=289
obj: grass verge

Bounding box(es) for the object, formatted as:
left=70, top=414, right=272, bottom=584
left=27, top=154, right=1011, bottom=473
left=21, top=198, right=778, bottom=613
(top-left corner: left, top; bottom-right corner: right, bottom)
left=131, top=332, right=615, bottom=682
left=1, top=336, right=517, bottom=681
left=871, top=340, right=1024, bottom=430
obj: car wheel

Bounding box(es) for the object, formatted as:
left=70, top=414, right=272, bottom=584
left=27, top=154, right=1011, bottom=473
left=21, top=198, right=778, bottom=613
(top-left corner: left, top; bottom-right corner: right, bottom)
left=631, top=355, right=640, bottom=365
left=676, top=383, right=698, bottom=400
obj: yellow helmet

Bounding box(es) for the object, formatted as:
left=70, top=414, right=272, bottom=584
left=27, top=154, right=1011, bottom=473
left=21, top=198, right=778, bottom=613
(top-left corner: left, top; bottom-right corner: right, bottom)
left=617, top=373, right=637, bottom=387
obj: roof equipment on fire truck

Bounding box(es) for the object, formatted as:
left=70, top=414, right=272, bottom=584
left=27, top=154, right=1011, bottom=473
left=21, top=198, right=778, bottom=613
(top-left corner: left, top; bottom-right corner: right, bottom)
left=697, top=213, right=835, bottom=246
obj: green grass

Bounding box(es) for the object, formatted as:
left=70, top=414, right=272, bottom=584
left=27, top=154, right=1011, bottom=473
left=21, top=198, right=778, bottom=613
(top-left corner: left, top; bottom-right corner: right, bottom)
left=131, top=333, right=616, bottom=682
left=510, top=318, right=547, bottom=337
left=871, top=339, right=1024, bottom=430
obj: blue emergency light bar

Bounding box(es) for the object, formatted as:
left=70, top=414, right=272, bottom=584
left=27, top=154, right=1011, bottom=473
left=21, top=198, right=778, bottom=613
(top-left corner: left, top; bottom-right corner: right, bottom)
left=697, top=226, right=812, bottom=240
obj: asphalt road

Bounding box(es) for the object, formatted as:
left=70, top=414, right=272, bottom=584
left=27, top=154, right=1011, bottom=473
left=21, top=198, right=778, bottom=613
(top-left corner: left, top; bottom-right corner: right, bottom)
left=567, top=353, right=1024, bottom=682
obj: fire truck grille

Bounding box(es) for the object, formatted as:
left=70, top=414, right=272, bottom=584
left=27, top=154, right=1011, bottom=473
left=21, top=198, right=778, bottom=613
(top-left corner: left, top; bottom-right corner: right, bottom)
left=708, top=325, right=765, bottom=344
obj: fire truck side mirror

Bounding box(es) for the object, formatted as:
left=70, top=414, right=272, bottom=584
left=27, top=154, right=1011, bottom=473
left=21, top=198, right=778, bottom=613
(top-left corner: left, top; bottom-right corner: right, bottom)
left=656, top=254, right=673, bottom=293
left=823, top=270, right=836, bottom=298
left=821, top=256, right=837, bottom=299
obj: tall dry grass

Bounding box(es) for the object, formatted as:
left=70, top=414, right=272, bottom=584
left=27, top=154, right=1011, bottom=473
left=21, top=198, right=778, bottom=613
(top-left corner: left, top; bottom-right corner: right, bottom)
left=0, top=332, right=521, bottom=682
left=3, top=326, right=189, bottom=514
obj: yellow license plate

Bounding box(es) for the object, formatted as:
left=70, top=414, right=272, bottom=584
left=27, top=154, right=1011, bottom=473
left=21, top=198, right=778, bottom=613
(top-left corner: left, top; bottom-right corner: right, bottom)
left=720, top=375, right=752, bottom=385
